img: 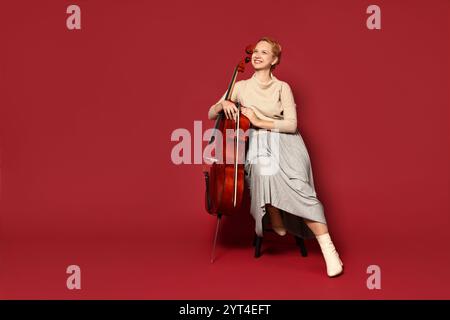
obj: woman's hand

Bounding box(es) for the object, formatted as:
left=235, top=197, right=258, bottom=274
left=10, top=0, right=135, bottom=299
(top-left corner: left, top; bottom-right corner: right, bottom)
left=241, top=106, right=260, bottom=126
left=218, top=100, right=239, bottom=120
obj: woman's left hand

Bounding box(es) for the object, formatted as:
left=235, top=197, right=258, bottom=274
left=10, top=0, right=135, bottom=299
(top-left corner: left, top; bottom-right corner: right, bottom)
left=241, top=106, right=260, bottom=126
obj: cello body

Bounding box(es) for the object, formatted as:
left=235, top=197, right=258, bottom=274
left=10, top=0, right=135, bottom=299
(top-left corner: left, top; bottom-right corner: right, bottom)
left=204, top=45, right=253, bottom=218
left=204, top=102, right=250, bottom=216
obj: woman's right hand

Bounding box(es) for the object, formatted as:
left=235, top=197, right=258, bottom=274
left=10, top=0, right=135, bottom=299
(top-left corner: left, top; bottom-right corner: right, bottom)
left=219, top=100, right=239, bottom=120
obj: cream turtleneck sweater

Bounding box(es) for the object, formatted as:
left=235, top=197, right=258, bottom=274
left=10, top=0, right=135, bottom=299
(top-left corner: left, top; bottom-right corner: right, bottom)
left=208, top=72, right=298, bottom=133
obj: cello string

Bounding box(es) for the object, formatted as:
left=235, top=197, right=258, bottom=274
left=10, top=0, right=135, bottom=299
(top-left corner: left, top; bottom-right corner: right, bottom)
left=233, top=103, right=240, bottom=207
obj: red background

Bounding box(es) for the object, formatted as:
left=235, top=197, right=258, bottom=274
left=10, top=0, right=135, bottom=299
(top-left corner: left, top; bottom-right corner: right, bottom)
left=0, top=0, right=449, bottom=299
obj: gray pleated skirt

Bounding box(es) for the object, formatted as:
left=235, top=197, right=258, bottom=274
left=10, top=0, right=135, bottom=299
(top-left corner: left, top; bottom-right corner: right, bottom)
left=244, top=128, right=327, bottom=239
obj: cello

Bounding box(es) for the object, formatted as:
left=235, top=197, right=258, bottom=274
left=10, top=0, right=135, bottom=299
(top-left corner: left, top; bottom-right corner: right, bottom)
left=203, top=45, right=254, bottom=262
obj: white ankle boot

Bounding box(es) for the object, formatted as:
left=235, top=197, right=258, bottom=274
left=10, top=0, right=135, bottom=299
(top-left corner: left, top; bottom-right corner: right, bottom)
left=316, top=232, right=344, bottom=277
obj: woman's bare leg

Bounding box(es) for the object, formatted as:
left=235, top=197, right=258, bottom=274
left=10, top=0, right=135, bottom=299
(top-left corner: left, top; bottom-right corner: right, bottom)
left=302, top=217, right=328, bottom=236
left=265, top=204, right=286, bottom=236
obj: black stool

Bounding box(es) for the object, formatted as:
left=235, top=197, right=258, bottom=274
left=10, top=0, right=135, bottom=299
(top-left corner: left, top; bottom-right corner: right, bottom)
left=252, top=230, right=308, bottom=258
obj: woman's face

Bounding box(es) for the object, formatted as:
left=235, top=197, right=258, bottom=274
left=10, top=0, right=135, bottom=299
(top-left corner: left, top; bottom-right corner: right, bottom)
left=251, top=41, right=278, bottom=71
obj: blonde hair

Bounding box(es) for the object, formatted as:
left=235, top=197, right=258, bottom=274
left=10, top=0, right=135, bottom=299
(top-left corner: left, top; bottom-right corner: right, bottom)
left=257, top=36, right=282, bottom=70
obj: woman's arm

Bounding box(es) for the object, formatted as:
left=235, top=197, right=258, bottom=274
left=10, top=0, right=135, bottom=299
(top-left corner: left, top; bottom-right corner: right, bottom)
left=208, top=81, right=243, bottom=120
left=242, top=82, right=297, bottom=133
left=272, top=82, right=297, bottom=133
left=241, top=107, right=276, bottom=130
left=209, top=100, right=241, bottom=120
left=272, top=103, right=297, bottom=133
left=208, top=102, right=222, bottom=120
left=253, top=118, right=276, bottom=130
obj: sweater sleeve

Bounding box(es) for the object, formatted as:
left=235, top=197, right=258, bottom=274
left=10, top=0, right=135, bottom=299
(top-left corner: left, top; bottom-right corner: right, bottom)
left=208, top=81, right=242, bottom=120
left=273, top=82, right=298, bottom=133
left=208, top=91, right=226, bottom=120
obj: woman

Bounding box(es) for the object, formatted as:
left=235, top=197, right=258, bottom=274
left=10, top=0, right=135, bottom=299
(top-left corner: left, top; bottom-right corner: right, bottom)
left=207, top=37, right=344, bottom=277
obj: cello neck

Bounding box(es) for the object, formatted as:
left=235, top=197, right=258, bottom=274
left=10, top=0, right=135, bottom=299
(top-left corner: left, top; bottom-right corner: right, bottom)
left=224, top=66, right=239, bottom=101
